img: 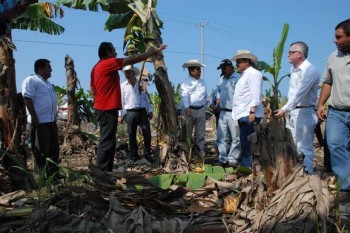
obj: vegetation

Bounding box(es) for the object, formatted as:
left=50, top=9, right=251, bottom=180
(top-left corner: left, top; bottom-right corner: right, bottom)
left=0, top=0, right=65, bottom=190
left=256, top=23, right=290, bottom=111
left=59, top=0, right=178, bottom=135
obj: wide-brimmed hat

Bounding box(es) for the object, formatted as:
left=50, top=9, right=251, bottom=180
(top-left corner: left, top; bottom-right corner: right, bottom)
left=182, top=59, right=206, bottom=68
left=123, top=65, right=140, bottom=76
left=231, top=50, right=258, bottom=62
left=217, top=59, right=233, bottom=70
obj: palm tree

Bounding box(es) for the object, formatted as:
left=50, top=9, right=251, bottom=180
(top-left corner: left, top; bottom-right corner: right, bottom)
left=0, top=1, right=64, bottom=190
left=59, top=0, right=178, bottom=135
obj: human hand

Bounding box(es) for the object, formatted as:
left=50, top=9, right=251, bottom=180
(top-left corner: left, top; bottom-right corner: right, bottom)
left=148, top=112, right=153, bottom=120
left=155, top=44, right=167, bottom=56
left=274, top=109, right=285, bottom=118
left=317, top=106, right=327, bottom=121
left=248, top=113, right=255, bottom=123
left=118, top=116, right=123, bottom=124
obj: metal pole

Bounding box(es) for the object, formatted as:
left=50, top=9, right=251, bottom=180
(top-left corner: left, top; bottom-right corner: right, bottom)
left=196, top=21, right=208, bottom=79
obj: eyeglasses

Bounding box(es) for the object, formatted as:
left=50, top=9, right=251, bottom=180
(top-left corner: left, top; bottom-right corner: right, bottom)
left=288, top=51, right=302, bottom=55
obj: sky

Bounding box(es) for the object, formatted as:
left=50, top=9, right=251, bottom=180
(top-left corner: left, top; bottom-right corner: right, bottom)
left=12, top=0, right=350, bottom=98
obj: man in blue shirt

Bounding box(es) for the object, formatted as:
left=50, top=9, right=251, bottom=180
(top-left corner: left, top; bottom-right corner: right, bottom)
left=216, top=59, right=241, bottom=166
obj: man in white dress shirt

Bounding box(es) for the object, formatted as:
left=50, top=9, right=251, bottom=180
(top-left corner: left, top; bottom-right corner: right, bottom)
left=275, top=41, right=320, bottom=174
left=232, top=50, right=264, bottom=168
left=22, top=59, right=61, bottom=179
left=180, top=59, right=208, bottom=157
left=119, top=65, right=154, bottom=162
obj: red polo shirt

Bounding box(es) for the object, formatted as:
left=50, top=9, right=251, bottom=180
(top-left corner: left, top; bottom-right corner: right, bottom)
left=90, top=57, right=124, bottom=110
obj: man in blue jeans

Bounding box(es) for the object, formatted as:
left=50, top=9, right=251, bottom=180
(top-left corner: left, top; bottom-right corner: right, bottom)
left=317, top=19, right=350, bottom=194
left=215, top=59, right=241, bottom=167
left=231, top=50, right=264, bottom=168
left=275, top=41, right=320, bottom=175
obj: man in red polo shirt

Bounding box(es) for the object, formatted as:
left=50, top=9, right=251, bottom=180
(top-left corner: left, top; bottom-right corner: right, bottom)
left=91, top=42, right=166, bottom=171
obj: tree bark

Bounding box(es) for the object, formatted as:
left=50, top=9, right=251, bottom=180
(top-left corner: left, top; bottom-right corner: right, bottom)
left=65, top=55, right=79, bottom=127
left=0, top=26, right=28, bottom=190
left=251, top=118, right=298, bottom=191
left=148, top=40, right=177, bottom=135
left=61, top=55, right=82, bottom=156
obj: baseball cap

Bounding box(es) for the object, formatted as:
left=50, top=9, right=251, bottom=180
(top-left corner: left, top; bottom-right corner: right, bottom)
left=217, top=59, right=233, bottom=70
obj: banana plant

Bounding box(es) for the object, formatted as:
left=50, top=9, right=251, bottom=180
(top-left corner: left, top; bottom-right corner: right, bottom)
left=255, top=23, right=290, bottom=111
left=0, top=1, right=64, bottom=190
left=59, top=0, right=178, bottom=135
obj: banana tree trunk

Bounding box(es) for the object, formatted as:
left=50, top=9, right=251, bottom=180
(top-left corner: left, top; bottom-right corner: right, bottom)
left=0, top=26, right=28, bottom=190
left=61, top=55, right=83, bottom=156
left=149, top=41, right=177, bottom=135
left=65, top=55, right=79, bottom=127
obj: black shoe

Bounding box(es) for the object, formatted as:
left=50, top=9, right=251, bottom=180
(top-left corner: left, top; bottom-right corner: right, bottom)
left=130, top=155, right=141, bottom=162
left=144, top=154, right=155, bottom=163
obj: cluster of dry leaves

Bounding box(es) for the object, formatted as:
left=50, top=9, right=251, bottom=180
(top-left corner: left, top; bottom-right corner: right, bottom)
left=0, top=118, right=346, bottom=233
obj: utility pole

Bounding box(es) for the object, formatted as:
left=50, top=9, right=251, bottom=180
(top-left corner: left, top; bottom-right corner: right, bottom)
left=196, top=21, right=208, bottom=78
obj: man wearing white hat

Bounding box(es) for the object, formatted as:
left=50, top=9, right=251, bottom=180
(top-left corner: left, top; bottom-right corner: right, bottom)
left=119, top=65, right=154, bottom=162
left=180, top=59, right=208, bottom=158
left=231, top=50, right=264, bottom=168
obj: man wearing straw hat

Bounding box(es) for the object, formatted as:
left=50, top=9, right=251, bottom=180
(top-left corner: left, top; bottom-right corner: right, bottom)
left=119, top=65, right=154, bottom=163
left=231, top=50, right=264, bottom=168
left=180, top=59, right=208, bottom=158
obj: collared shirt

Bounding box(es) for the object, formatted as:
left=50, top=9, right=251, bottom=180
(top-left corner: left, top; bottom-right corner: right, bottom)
left=22, top=74, right=57, bottom=123
left=232, top=66, right=263, bottom=120
left=120, top=79, right=153, bottom=116
left=217, top=72, right=240, bottom=109
left=282, top=59, right=320, bottom=112
left=180, top=75, right=207, bottom=109
left=323, top=50, right=350, bottom=109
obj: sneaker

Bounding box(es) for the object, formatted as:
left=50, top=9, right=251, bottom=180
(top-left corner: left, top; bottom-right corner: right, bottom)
left=219, top=160, right=238, bottom=168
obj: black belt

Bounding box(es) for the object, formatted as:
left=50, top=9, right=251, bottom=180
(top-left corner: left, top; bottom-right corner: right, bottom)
left=329, top=106, right=350, bottom=112
left=221, top=108, right=232, bottom=111
left=296, top=106, right=314, bottom=109
left=189, top=105, right=204, bottom=110
left=127, top=108, right=146, bottom=112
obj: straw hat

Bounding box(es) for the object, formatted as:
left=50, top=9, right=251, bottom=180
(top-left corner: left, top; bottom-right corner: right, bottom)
left=182, top=59, right=206, bottom=68
left=123, top=65, right=140, bottom=76
left=231, top=50, right=258, bottom=62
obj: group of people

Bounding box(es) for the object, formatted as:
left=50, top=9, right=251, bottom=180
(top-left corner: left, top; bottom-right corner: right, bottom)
left=180, top=50, right=263, bottom=169
left=180, top=19, right=350, bottom=194
left=22, top=19, right=350, bottom=194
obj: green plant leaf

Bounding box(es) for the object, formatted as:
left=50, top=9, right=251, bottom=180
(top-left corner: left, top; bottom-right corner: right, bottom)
left=236, top=166, right=252, bottom=175
left=186, top=173, right=206, bottom=189
left=148, top=174, right=174, bottom=189
left=174, top=174, right=188, bottom=186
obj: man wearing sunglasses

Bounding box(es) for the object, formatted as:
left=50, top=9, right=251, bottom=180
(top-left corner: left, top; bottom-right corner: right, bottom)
left=275, top=41, right=320, bottom=175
